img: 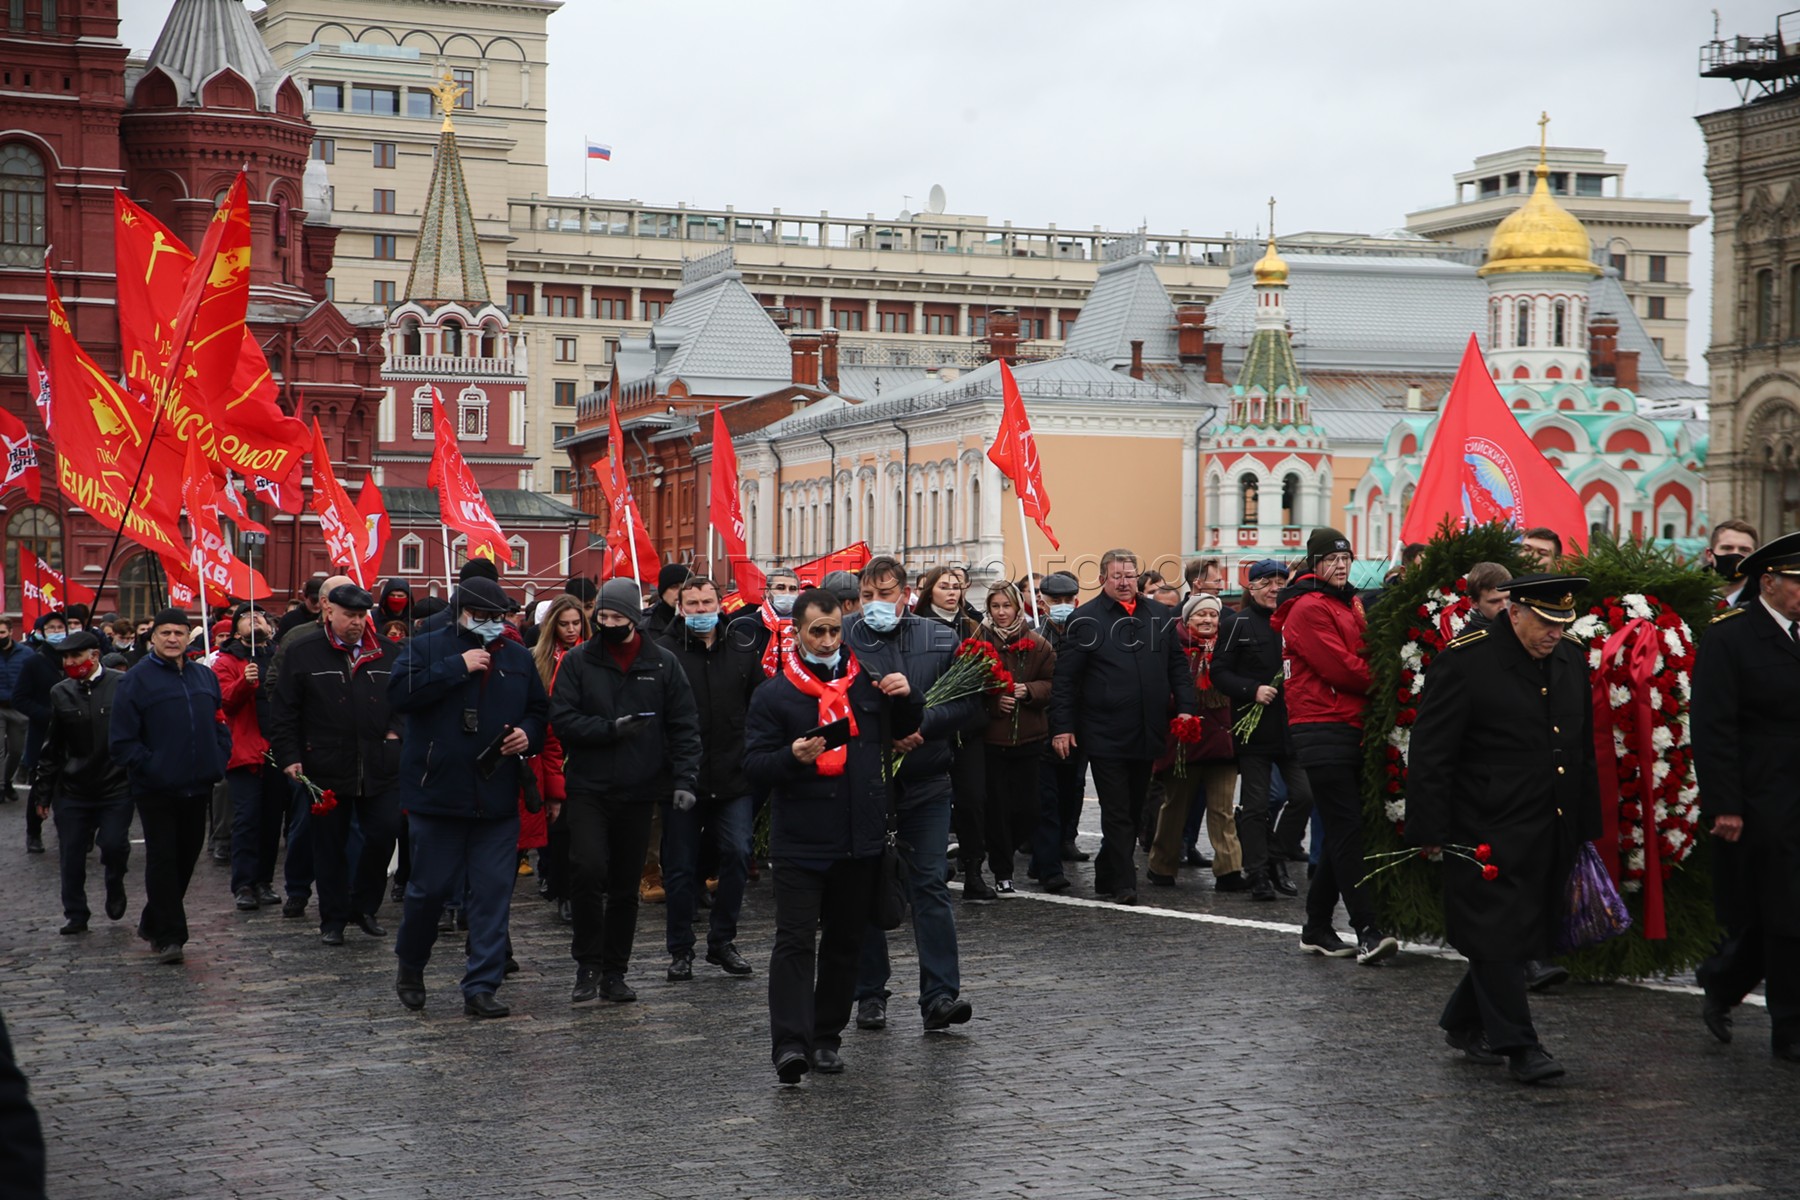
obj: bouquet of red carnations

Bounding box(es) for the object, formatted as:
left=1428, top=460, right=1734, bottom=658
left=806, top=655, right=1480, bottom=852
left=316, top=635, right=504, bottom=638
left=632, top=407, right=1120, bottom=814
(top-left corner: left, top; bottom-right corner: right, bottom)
left=1168, top=714, right=1205, bottom=778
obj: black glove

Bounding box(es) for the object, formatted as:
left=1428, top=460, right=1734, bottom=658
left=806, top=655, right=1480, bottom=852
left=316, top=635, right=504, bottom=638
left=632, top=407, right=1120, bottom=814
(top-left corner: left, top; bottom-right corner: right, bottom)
left=612, top=713, right=652, bottom=738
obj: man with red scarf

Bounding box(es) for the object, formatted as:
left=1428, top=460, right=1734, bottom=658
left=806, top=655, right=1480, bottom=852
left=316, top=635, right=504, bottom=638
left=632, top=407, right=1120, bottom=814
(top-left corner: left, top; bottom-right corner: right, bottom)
left=744, top=586, right=919, bottom=1084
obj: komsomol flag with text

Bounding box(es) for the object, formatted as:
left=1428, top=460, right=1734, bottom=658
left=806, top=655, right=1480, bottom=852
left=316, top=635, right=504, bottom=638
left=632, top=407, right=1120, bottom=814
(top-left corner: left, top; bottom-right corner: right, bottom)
left=19, top=549, right=95, bottom=629
left=427, top=386, right=511, bottom=565
left=987, top=358, right=1059, bottom=549
left=1399, top=335, right=1588, bottom=554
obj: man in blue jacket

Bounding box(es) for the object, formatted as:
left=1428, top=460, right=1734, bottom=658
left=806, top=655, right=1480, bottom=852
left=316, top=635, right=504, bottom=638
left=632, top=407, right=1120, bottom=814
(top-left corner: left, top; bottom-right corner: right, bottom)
left=0, top=616, right=33, bottom=805
left=844, top=556, right=984, bottom=1035
left=388, top=577, right=547, bottom=1018
left=109, top=609, right=232, bottom=964
left=744, top=586, right=919, bottom=1082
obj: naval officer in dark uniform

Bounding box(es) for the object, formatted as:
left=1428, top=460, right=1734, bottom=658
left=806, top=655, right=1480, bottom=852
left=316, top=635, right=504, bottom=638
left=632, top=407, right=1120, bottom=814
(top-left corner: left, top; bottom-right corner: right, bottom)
left=1691, top=530, right=1800, bottom=1063
left=1403, top=574, right=1602, bottom=1083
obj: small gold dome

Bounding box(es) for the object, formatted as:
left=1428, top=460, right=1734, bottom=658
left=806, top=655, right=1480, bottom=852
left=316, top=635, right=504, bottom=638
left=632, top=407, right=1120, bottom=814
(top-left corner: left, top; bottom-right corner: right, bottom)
left=1478, top=163, right=1601, bottom=278
left=1253, top=237, right=1288, bottom=286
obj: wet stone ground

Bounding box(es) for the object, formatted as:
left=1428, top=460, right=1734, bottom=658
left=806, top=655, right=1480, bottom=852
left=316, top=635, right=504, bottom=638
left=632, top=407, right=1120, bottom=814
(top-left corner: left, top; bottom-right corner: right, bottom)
left=2, top=798, right=1795, bottom=1199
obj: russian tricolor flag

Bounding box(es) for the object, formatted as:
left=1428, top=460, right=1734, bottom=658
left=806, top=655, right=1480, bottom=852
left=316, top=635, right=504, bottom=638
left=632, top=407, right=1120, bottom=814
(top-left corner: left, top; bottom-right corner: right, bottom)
left=586, top=141, right=612, bottom=161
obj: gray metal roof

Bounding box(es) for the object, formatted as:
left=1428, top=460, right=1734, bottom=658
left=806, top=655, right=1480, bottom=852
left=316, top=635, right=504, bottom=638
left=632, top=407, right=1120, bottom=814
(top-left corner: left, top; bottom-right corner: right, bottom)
left=1062, top=252, right=1179, bottom=368
left=139, top=0, right=290, bottom=111
left=381, top=487, right=591, bottom=524
left=638, top=266, right=793, bottom=391
left=832, top=364, right=937, bottom=401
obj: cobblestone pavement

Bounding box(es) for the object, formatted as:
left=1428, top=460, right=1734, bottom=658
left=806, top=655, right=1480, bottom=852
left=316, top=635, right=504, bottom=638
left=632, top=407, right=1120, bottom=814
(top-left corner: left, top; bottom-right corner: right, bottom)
left=2, top=798, right=1795, bottom=1200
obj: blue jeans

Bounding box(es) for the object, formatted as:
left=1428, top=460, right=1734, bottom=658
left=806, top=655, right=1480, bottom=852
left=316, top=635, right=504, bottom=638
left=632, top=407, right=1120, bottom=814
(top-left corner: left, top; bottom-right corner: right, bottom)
left=854, top=777, right=960, bottom=1013
left=394, top=813, right=520, bottom=998
left=663, top=792, right=752, bottom=958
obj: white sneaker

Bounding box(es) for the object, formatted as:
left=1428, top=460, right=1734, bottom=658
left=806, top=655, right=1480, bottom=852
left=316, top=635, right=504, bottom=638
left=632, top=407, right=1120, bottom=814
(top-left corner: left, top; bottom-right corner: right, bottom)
left=995, top=879, right=1017, bottom=895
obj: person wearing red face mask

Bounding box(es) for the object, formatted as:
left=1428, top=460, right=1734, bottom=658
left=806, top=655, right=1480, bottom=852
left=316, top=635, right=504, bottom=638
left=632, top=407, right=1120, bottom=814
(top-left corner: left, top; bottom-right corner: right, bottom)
left=377, top=579, right=414, bottom=627
left=29, top=632, right=132, bottom=935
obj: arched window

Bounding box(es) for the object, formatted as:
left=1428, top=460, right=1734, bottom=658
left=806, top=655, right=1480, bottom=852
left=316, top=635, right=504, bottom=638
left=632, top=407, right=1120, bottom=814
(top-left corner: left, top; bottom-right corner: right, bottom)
left=4, top=505, right=60, bottom=613
left=928, top=488, right=939, bottom=544
left=0, top=144, right=47, bottom=267
left=399, top=318, right=422, bottom=356
left=1756, top=269, right=1776, bottom=343
left=1515, top=299, right=1531, bottom=348
left=505, top=535, right=528, bottom=575
left=943, top=485, right=954, bottom=542
left=1281, top=473, right=1300, bottom=525
left=1239, top=474, right=1259, bottom=525
left=1490, top=301, right=1501, bottom=348
left=1401, top=482, right=1416, bottom=522
left=441, top=319, right=463, bottom=356
left=117, top=553, right=161, bottom=622
left=862, top=489, right=874, bottom=547
left=1791, top=266, right=1800, bottom=340
left=1552, top=299, right=1567, bottom=347
left=969, top=478, right=980, bottom=539
left=893, top=486, right=903, bottom=547
left=1756, top=403, right=1800, bottom=535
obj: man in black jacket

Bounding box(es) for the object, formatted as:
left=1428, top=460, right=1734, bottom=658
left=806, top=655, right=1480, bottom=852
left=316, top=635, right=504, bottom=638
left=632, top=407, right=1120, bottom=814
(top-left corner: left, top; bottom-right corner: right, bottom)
left=110, top=609, right=232, bottom=964
left=1211, top=559, right=1311, bottom=901
left=30, top=632, right=131, bottom=935
left=639, top=563, right=688, bottom=639
left=551, top=577, right=703, bottom=1004
left=1050, top=549, right=1199, bottom=906
left=744, top=586, right=919, bottom=1083
left=845, top=556, right=983, bottom=1033
left=656, top=575, right=762, bottom=981
left=267, top=584, right=404, bottom=947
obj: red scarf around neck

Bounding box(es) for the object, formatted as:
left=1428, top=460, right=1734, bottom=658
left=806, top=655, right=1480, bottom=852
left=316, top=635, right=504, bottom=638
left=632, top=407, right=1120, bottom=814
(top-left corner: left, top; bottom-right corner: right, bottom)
left=759, top=599, right=796, bottom=678
left=782, top=651, right=861, bottom=776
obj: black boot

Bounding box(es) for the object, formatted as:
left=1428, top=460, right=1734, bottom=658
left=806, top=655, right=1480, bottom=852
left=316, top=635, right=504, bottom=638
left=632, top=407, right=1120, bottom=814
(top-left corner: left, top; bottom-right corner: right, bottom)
left=1269, top=859, right=1298, bottom=896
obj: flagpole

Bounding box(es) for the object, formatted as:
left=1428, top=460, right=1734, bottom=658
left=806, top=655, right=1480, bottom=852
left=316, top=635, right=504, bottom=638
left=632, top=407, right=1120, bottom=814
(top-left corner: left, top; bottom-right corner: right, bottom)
left=192, top=540, right=210, bottom=656
left=626, top=496, right=642, bottom=591
left=1016, top=496, right=1039, bottom=627
left=583, top=134, right=589, bottom=198
left=442, top=524, right=453, bottom=598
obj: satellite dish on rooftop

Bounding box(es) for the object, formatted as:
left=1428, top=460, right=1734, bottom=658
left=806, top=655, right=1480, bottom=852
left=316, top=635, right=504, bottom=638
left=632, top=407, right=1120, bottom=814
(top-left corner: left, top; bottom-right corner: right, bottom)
left=897, top=209, right=913, bottom=223
left=926, top=184, right=947, bottom=214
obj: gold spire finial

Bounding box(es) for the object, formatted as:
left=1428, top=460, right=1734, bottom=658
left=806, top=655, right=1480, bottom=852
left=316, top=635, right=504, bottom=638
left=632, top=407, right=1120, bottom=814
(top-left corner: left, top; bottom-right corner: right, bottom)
left=1536, top=110, right=1550, bottom=177
left=431, top=69, right=467, bottom=132
left=1253, top=195, right=1288, bottom=286
left=1267, top=195, right=1277, bottom=241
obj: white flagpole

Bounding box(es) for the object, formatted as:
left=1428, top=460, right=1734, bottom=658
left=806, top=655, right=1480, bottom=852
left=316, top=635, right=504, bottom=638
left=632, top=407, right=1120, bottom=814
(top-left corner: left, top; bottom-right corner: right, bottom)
left=1017, top=496, right=1039, bottom=627
left=625, top=496, right=642, bottom=591
left=443, top=525, right=454, bottom=597
left=192, top=540, right=211, bottom=658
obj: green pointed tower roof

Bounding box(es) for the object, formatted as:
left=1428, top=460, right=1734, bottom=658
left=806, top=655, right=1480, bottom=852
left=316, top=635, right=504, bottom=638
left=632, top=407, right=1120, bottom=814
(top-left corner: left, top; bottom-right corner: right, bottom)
left=403, top=72, right=490, bottom=306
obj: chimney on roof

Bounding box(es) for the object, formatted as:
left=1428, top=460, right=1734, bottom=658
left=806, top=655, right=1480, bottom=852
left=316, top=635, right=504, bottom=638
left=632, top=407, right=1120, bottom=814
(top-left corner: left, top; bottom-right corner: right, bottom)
left=790, top=331, right=821, bottom=387
left=1588, top=313, right=1620, bottom=383
left=1405, top=384, right=1423, bottom=411
left=1174, top=303, right=1209, bottom=364
left=819, top=327, right=840, bottom=392
left=985, top=308, right=1021, bottom=364
left=1614, top=348, right=1639, bottom=393
left=1203, top=342, right=1224, bottom=385
left=1129, top=339, right=1146, bottom=380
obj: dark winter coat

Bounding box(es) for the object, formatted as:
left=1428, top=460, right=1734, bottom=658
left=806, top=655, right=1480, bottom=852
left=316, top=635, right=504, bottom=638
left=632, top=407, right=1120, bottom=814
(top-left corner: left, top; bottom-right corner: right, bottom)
left=1403, top=617, right=1602, bottom=961
left=1691, top=600, right=1800, bottom=937
left=13, top=648, right=62, bottom=761
left=549, top=632, right=702, bottom=802
left=1211, top=601, right=1292, bottom=757
left=658, top=622, right=763, bottom=798
left=0, top=639, right=34, bottom=705
left=389, top=620, right=547, bottom=820
left=742, top=654, right=922, bottom=860
left=31, top=667, right=130, bottom=804
left=1049, top=594, right=1199, bottom=763
left=266, top=627, right=404, bottom=796
left=109, top=653, right=231, bottom=797
left=980, top=627, right=1056, bottom=747
left=841, top=611, right=984, bottom=787
left=1152, top=626, right=1235, bottom=772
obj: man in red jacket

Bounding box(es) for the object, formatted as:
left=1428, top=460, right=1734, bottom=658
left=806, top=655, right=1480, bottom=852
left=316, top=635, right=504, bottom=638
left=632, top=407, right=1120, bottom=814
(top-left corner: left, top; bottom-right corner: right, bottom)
left=1272, top=528, right=1398, bottom=965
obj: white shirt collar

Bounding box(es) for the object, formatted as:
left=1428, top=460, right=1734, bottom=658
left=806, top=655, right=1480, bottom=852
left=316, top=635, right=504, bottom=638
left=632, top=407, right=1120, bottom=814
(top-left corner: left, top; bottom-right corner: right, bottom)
left=1759, top=594, right=1794, bottom=632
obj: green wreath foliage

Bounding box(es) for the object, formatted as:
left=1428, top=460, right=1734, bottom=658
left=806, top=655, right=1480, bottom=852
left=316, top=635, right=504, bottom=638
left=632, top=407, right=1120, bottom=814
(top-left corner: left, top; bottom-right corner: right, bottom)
left=1356, top=522, right=1721, bottom=981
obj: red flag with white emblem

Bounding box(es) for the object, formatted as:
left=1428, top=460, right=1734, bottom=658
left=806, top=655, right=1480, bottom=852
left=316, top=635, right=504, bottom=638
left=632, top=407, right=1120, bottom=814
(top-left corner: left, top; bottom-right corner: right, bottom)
left=986, top=359, right=1059, bottom=550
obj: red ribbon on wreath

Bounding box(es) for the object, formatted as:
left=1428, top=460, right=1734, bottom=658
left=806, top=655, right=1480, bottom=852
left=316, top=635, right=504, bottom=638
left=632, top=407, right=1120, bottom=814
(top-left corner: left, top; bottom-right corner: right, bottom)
left=1589, top=618, right=1666, bottom=940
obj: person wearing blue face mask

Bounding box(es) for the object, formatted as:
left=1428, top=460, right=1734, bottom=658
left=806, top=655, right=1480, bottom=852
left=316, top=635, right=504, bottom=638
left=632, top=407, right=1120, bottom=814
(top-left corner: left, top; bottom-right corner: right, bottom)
left=655, top=576, right=763, bottom=983
left=1027, top=571, right=1087, bottom=890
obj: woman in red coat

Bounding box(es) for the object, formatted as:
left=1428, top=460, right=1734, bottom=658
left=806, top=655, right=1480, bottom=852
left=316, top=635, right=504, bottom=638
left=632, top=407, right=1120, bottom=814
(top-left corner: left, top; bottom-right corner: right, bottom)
left=527, top=596, right=586, bottom=918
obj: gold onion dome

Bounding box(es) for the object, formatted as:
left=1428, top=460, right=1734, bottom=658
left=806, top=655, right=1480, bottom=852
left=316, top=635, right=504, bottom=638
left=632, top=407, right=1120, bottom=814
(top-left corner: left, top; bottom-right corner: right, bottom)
left=1479, top=114, right=1601, bottom=278
left=1253, top=236, right=1288, bottom=286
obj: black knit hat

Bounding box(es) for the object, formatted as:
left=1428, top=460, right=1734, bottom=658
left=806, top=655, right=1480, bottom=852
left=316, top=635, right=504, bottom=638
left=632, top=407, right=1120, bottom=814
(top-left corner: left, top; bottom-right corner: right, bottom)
left=458, top=557, right=500, bottom=583
left=657, top=563, right=690, bottom=594
left=152, top=607, right=190, bottom=631
left=1306, top=527, right=1352, bottom=567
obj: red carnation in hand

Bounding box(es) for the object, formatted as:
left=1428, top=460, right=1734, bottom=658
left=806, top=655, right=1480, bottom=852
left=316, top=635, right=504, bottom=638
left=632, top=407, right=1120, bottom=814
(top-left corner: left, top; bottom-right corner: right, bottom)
left=1480, top=863, right=1499, bottom=881
left=312, top=787, right=339, bottom=817
left=1473, top=843, right=1492, bottom=862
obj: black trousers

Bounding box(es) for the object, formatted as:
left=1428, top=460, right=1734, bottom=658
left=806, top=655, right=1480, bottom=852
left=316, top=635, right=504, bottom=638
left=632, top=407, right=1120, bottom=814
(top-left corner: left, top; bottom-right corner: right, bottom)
left=135, top=791, right=209, bottom=947
left=982, top=743, right=1040, bottom=882
left=1089, top=757, right=1151, bottom=897
left=310, top=791, right=399, bottom=933
left=540, top=807, right=571, bottom=900
left=949, top=736, right=986, bottom=872
left=1699, top=924, right=1800, bottom=1047
left=566, top=792, right=655, bottom=975
left=1301, top=759, right=1377, bottom=934
left=54, top=794, right=132, bottom=921
left=1440, top=960, right=1537, bottom=1053
left=768, top=855, right=876, bottom=1065
left=1238, top=753, right=1313, bottom=877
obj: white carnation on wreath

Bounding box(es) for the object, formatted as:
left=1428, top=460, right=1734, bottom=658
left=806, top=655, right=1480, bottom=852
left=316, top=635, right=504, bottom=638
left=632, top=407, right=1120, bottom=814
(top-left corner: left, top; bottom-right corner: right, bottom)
left=1663, top=628, right=1685, bottom=658
left=1608, top=684, right=1632, bottom=709
left=1651, top=725, right=1674, bottom=753
left=1384, top=799, right=1405, bottom=823
left=1623, top=593, right=1652, bottom=620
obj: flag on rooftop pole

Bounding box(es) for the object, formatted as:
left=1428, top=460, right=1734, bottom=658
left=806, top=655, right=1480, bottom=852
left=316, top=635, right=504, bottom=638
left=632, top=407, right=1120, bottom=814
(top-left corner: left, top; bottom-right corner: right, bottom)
left=585, top=141, right=612, bottom=161
left=1399, top=334, right=1588, bottom=554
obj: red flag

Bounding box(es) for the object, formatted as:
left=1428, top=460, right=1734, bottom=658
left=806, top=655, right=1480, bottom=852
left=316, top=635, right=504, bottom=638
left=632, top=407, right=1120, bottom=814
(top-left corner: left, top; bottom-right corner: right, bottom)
left=19, top=549, right=96, bottom=629
left=354, top=475, right=389, bottom=584
left=1400, top=335, right=1589, bottom=554
left=43, top=271, right=188, bottom=559
left=596, top=394, right=660, bottom=583
left=114, top=188, right=310, bottom=493
left=0, top=400, right=41, bottom=503
left=708, top=406, right=764, bottom=605
left=794, top=542, right=871, bottom=585
left=158, top=551, right=223, bottom=610
left=987, top=359, right=1059, bottom=550
left=308, top=420, right=368, bottom=586
left=24, top=330, right=50, bottom=433
left=181, top=436, right=271, bottom=602
left=427, top=387, right=512, bottom=565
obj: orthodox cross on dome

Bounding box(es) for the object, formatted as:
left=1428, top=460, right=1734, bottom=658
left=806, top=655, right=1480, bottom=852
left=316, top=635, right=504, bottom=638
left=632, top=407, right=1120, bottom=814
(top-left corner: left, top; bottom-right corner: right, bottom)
left=1537, top=110, right=1550, bottom=172
left=431, top=69, right=468, bottom=132
left=1267, top=195, right=1276, bottom=238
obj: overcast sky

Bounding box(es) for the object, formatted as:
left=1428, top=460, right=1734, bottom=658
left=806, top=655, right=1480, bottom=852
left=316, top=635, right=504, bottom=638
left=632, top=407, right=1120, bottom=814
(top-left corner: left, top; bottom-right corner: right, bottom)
left=121, top=0, right=1783, bottom=381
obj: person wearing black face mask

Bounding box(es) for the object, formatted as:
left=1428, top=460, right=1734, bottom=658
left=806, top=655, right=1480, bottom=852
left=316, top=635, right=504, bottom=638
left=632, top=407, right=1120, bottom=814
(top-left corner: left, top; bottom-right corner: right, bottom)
left=1703, top=520, right=1758, bottom=608
left=14, top=613, right=70, bottom=853
left=550, top=577, right=702, bottom=1005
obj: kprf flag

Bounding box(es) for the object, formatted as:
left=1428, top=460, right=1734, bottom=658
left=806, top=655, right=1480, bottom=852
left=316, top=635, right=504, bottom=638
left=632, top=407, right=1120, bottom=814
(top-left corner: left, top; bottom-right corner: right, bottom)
left=355, top=476, right=389, bottom=585
left=598, top=394, right=660, bottom=584
left=181, top=436, right=272, bottom=601
left=794, top=543, right=871, bottom=585
left=309, top=419, right=369, bottom=585
left=24, top=330, right=50, bottom=433
left=19, top=550, right=95, bottom=629
left=0, top=401, right=40, bottom=503
left=987, top=359, right=1059, bottom=550
left=586, top=141, right=612, bottom=161
left=427, top=387, right=511, bottom=565
left=43, top=270, right=188, bottom=559
left=708, top=405, right=764, bottom=604
left=1400, top=335, right=1589, bottom=554
left=114, top=187, right=310, bottom=508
